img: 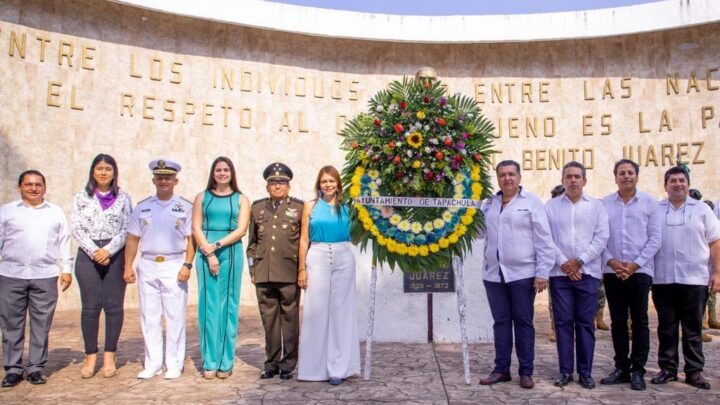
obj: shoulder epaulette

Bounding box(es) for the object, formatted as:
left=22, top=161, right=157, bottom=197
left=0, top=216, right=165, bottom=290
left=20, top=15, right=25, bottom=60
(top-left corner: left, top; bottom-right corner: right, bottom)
left=137, top=196, right=152, bottom=205
left=252, top=197, right=270, bottom=206
left=290, top=196, right=304, bottom=204
left=180, top=196, right=193, bottom=205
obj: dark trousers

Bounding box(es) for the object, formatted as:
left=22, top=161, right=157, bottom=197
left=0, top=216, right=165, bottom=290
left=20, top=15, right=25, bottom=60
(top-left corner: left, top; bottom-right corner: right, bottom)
left=256, top=282, right=300, bottom=372
left=550, top=275, right=599, bottom=377
left=651, top=283, right=707, bottom=374
left=0, top=275, right=58, bottom=374
left=603, top=273, right=651, bottom=374
left=75, top=245, right=127, bottom=354
left=483, top=276, right=536, bottom=376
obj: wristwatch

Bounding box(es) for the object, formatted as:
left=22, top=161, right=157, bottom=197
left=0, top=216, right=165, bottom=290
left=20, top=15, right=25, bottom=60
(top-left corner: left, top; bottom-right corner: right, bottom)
left=214, top=241, right=222, bottom=249
left=182, top=262, right=193, bottom=270
left=577, top=258, right=585, bottom=267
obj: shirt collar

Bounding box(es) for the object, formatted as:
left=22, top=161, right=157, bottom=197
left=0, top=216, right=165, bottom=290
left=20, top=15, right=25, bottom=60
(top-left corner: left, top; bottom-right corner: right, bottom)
left=495, top=186, right=526, bottom=199
left=560, top=193, right=589, bottom=204
left=16, top=199, right=49, bottom=209
left=613, top=190, right=639, bottom=204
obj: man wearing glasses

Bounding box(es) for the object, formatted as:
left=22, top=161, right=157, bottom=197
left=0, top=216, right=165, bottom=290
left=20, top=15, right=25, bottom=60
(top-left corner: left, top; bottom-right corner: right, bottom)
left=247, top=162, right=304, bottom=380
left=651, top=166, right=720, bottom=389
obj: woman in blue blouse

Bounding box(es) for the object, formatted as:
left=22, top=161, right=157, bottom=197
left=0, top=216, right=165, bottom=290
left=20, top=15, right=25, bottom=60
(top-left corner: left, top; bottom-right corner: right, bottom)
left=297, top=166, right=360, bottom=385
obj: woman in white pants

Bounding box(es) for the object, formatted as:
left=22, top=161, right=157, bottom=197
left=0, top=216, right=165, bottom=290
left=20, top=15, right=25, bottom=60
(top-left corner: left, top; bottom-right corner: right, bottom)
left=297, top=165, right=360, bottom=385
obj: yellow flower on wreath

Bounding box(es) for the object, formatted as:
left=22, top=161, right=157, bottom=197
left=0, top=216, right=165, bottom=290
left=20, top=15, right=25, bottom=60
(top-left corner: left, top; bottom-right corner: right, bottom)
left=407, top=246, right=419, bottom=257
left=355, top=166, right=366, bottom=176
left=377, top=235, right=387, bottom=246
left=456, top=224, right=468, bottom=236
left=407, top=132, right=423, bottom=149
left=429, top=244, right=440, bottom=253
left=471, top=183, right=483, bottom=195
left=418, top=246, right=430, bottom=256
left=390, top=214, right=402, bottom=225
left=396, top=243, right=409, bottom=255
left=439, top=238, right=450, bottom=248
left=349, top=185, right=361, bottom=198
left=412, top=160, right=421, bottom=169
left=471, top=165, right=481, bottom=181
left=466, top=208, right=476, bottom=217
left=416, top=111, right=426, bottom=120
left=461, top=214, right=473, bottom=225
left=448, top=233, right=459, bottom=244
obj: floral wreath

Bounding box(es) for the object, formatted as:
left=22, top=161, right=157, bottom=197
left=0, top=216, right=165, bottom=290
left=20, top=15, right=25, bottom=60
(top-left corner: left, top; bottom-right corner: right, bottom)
left=340, top=77, right=494, bottom=272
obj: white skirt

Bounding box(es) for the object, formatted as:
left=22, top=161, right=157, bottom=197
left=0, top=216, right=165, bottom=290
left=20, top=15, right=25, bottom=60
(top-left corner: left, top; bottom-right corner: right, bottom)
left=297, top=242, right=361, bottom=381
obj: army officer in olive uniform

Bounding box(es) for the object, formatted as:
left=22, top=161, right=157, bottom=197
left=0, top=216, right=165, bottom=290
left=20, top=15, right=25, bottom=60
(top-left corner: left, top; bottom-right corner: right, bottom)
left=247, top=163, right=304, bottom=380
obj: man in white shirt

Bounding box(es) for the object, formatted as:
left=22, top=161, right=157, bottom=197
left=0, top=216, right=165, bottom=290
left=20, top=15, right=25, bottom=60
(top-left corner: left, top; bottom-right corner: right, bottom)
left=123, top=159, right=195, bottom=380
left=479, top=160, right=555, bottom=389
left=0, top=170, right=73, bottom=387
left=650, top=166, right=720, bottom=390
left=599, top=159, right=661, bottom=391
left=545, top=161, right=609, bottom=389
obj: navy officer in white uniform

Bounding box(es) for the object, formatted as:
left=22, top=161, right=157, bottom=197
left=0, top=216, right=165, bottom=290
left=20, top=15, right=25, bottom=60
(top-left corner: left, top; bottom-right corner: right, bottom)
left=123, top=159, right=195, bottom=380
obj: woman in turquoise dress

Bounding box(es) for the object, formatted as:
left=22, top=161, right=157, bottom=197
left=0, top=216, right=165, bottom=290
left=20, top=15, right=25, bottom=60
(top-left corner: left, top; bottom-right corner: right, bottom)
left=192, top=157, right=250, bottom=379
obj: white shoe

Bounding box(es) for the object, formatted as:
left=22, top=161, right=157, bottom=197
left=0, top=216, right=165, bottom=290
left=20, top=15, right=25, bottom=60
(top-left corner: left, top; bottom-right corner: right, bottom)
left=137, top=368, right=163, bottom=379
left=164, top=369, right=183, bottom=379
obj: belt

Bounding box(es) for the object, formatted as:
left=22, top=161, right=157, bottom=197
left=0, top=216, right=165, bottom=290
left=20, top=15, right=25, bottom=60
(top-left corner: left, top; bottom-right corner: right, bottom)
left=141, top=253, right=185, bottom=263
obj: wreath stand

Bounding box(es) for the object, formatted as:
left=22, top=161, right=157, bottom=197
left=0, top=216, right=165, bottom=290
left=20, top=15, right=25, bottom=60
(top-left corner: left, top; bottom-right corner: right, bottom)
left=363, top=255, right=471, bottom=385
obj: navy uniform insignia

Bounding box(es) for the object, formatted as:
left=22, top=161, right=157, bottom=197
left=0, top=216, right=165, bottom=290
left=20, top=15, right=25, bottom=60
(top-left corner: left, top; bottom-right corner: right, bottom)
left=142, top=219, right=149, bottom=226
left=172, top=203, right=185, bottom=213
left=175, top=218, right=183, bottom=229
left=286, top=208, right=298, bottom=218
left=158, top=160, right=166, bottom=168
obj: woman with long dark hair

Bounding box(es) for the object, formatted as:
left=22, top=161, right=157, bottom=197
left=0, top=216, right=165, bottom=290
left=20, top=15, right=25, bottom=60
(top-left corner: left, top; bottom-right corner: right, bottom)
left=191, top=157, right=250, bottom=379
left=297, top=165, right=360, bottom=385
left=71, top=153, right=132, bottom=378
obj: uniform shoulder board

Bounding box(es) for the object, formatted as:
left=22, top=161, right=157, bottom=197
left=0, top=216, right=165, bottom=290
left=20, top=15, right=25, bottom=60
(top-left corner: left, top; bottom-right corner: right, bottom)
left=180, top=196, right=193, bottom=205
left=137, top=196, right=152, bottom=205
left=290, top=196, right=304, bottom=204
left=252, top=197, right=270, bottom=206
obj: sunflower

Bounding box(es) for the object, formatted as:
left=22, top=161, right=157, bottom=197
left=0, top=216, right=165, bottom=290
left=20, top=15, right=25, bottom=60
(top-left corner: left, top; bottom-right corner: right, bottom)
left=407, top=131, right=423, bottom=149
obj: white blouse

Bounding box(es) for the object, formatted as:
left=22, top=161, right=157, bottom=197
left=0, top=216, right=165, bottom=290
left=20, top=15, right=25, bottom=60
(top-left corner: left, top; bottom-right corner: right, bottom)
left=71, top=190, right=133, bottom=257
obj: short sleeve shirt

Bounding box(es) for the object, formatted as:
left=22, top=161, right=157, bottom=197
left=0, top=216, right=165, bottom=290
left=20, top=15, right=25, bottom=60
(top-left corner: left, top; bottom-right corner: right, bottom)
left=128, top=195, right=193, bottom=256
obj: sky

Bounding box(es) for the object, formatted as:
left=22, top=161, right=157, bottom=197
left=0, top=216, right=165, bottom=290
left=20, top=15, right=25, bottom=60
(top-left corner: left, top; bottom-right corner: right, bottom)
left=264, top=0, right=662, bottom=16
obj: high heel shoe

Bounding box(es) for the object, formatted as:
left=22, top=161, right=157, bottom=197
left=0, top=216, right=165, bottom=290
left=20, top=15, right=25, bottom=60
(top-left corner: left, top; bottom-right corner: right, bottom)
left=101, top=352, right=117, bottom=378
left=80, top=353, right=97, bottom=378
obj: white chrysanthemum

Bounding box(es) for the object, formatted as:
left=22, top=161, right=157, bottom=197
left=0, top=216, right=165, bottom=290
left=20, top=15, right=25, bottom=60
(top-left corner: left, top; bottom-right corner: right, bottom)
left=454, top=184, right=465, bottom=193
left=433, top=219, right=446, bottom=229
left=368, top=169, right=379, bottom=179
left=455, top=173, right=465, bottom=182
left=442, top=211, right=453, bottom=222
left=398, top=220, right=411, bottom=232
left=411, top=222, right=423, bottom=234
left=423, top=222, right=435, bottom=233
left=390, top=214, right=402, bottom=225
left=454, top=192, right=463, bottom=199
left=406, top=150, right=413, bottom=157
left=375, top=178, right=383, bottom=185
left=448, top=207, right=460, bottom=213
left=369, top=182, right=378, bottom=191
left=376, top=105, right=384, bottom=112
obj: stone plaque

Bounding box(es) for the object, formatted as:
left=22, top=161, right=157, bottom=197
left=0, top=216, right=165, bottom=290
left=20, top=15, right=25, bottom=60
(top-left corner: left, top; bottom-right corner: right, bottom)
left=403, top=265, right=455, bottom=293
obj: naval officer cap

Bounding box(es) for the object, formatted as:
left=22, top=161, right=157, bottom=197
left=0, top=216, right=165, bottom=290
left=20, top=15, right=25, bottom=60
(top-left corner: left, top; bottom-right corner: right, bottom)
left=148, top=158, right=182, bottom=175
left=263, top=162, right=293, bottom=182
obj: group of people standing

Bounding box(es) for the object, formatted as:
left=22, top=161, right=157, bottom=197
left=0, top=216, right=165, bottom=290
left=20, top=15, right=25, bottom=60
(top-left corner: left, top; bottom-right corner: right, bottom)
left=0, top=155, right=360, bottom=388
left=480, top=159, right=720, bottom=391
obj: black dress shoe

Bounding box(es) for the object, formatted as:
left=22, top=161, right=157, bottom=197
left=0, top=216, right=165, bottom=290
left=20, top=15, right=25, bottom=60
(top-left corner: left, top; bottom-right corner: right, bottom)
left=578, top=375, right=596, bottom=389
left=260, top=370, right=277, bottom=379
left=26, top=372, right=47, bottom=385
left=685, top=372, right=711, bottom=390
left=600, top=368, right=630, bottom=385
left=479, top=372, right=511, bottom=385
left=554, top=373, right=573, bottom=387
left=650, top=369, right=678, bottom=385
left=1, top=373, right=22, bottom=388
left=519, top=375, right=535, bottom=389
left=630, top=371, right=646, bottom=390
left=279, top=370, right=293, bottom=380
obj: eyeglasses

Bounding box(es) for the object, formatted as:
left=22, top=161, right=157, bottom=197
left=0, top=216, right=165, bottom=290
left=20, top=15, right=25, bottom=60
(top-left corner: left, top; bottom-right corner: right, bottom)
left=268, top=180, right=289, bottom=186
left=665, top=203, right=686, bottom=226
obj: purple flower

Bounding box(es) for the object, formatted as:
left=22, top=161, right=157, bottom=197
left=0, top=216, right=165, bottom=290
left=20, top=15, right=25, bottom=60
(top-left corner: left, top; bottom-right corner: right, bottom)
left=456, top=142, right=465, bottom=150
left=459, top=114, right=465, bottom=122
left=462, top=132, right=469, bottom=140
left=379, top=129, right=386, bottom=136
left=439, top=97, right=447, bottom=107
left=415, top=152, right=423, bottom=158
left=386, top=155, right=394, bottom=161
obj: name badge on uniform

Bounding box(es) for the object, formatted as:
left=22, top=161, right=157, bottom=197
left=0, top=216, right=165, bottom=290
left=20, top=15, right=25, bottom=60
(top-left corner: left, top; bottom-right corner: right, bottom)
left=172, top=203, right=185, bottom=213
left=286, top=208, right=298, bottom=219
